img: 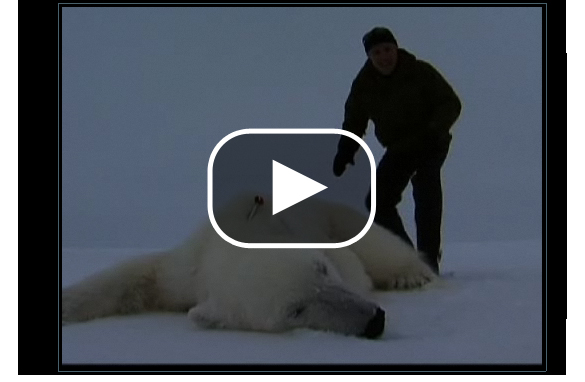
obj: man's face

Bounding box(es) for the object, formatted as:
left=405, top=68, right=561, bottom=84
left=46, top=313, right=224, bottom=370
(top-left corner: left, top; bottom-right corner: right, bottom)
left=367, top=42, right=398, bottom=76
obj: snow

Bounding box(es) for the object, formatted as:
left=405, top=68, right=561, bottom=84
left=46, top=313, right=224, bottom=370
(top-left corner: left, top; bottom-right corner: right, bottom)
left=60, top=240, right=542, bottom=365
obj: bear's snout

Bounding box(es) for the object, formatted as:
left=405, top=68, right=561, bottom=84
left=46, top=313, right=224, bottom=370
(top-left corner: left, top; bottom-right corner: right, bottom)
left=360, top=307, right=385, bottom=339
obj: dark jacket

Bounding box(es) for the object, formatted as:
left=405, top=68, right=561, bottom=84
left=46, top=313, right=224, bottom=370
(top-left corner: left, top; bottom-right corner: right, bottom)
left=339, top=48, right=462, bottom=157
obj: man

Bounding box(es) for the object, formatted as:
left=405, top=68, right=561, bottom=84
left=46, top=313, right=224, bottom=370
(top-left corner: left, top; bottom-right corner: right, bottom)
left=333, top=27, right=462, bottom=274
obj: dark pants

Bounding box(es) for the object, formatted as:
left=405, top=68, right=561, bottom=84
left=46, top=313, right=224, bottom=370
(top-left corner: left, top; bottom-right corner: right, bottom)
left=365, top=136, right=452, bottom=259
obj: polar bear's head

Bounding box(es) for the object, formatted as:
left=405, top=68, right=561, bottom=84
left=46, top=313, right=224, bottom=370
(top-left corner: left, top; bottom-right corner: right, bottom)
left=192, top=242, right=385, bottom=339
left=276, top=265, right=385, bottom=339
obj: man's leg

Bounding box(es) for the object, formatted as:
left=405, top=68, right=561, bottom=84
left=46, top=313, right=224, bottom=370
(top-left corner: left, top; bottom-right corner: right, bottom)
left=366, top=150, right=417, bottom=247
left=411, top=136, right=451, bottom=272
left=412, top=167, right=444, bottom=259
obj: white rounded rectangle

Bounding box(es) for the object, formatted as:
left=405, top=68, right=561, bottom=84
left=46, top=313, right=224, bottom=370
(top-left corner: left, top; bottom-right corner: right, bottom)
left=208, top=128, right=376, bottom=248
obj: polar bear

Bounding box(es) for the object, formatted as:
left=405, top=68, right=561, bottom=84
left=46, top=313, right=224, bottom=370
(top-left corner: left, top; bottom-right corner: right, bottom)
left=61, top=193, right=436, bottom=338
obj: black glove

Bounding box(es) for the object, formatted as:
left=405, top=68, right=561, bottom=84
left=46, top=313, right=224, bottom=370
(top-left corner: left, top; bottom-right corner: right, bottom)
left=333, top=151, right=355, bottom=177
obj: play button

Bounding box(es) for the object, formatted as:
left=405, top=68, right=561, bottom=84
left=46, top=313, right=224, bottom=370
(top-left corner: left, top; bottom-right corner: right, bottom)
left=208, top=128, right=376, bottom=248
left=272, top=160, right=327, bottom=215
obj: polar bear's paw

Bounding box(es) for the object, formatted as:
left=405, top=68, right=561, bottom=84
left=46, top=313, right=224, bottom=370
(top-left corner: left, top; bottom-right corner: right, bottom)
left=187, top=304, right=224, bottom=329
left=61, top=295, right=77, bottom=325
left=375, top=269, right=436, bottom=291
left=384, top=274, right=432, bottom=290
left=61, top=288, right=94, bottom=324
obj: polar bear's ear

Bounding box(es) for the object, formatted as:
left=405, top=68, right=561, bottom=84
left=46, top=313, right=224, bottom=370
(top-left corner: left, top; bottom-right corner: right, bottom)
left=314, top=261, right=330, bottom=277
left=312, top=259, right=345, bottom=283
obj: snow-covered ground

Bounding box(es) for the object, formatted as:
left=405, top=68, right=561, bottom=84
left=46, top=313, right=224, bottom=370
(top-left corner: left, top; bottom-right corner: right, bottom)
left=60, top=240, right=542, bottom=365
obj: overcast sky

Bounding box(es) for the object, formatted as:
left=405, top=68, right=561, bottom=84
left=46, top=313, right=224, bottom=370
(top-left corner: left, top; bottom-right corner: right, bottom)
left=61, top=6, right=543, bottom=248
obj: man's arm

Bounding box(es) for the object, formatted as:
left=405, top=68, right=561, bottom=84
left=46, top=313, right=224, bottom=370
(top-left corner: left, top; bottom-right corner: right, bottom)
left=419, top=61, right=462, bottom=138
left=387, top=62, right=461, bottom=156
left=337, top=80, right=369, bottom=157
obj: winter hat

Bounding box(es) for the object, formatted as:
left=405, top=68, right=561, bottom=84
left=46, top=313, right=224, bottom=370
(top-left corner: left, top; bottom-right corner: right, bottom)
left=362, top=27, right=398, bottom=54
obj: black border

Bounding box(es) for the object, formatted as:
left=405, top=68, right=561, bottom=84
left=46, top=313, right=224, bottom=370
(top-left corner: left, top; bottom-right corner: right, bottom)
left=17, top=1, right=563, bottom=375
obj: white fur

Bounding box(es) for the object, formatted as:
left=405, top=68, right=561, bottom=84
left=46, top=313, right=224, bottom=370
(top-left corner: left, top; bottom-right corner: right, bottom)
left=62, top=193, right=436, bottom=336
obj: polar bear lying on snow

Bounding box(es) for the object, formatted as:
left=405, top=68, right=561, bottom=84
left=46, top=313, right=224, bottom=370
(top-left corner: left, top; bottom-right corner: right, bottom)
left=61, top=193, right=437, bottom=339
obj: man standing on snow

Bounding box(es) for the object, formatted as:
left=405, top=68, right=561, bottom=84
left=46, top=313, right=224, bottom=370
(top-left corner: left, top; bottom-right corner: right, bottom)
left=333, top=27, right=462, bottom=274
